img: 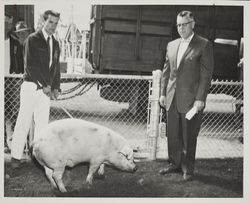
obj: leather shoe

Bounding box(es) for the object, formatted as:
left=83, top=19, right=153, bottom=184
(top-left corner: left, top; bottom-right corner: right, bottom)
left=11, top=158, right=22, bottom=169
left=159, top=166, right=182, bottom=175
left=183, top=173, right=194, bottom=181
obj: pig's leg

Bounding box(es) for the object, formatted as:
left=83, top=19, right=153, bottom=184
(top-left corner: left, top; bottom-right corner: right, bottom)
left=85, top=162, right=101, bottom=187
left=52, top=167, right=67, bottom=193
left=97, top=163, right=105, bottom=176
left=44, top=166, right=57, bottom=189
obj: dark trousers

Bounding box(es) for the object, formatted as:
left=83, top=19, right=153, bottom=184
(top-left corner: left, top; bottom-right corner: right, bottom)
left=167, top=95, right=203, bottom=174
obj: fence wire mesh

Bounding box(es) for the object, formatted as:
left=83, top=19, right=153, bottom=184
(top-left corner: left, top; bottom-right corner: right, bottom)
left=4, top=74, right=243, bottom=160
left=156, top=80, right=243, bottom=159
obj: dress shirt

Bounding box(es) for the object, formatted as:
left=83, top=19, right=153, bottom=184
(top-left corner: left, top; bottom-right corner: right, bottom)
left=177, top=33, right=194, bottom=68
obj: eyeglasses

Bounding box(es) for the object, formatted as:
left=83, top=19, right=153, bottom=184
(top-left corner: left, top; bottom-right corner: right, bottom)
left=176, top=21, right=193, bottom=28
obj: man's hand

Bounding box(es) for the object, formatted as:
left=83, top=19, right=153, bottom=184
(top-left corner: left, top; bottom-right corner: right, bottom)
left=43, top=85, right=51, bottom=97
left=193, top=100, right=205, bottom=111
left=159, top=96, right=166, bottom=107
left=238, top=58, right=244, bottom=68
left=50, top=89, right=59, bottom=100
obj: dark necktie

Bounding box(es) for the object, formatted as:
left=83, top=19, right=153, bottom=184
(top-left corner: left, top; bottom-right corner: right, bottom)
left=47, top=36, right=51, bottom=64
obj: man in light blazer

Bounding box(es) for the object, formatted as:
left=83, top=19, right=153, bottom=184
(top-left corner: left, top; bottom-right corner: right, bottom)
left=10, top=10, right=61, bottom=168
left=159, top=11, right=214, bottom=181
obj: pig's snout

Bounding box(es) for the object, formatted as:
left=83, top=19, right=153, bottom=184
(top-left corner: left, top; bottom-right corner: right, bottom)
left=131, top=161, right=138, bottom=173
left=125, top=161, right=137, bottom=173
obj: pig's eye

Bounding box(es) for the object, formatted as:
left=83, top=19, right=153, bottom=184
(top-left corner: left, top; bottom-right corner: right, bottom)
left=119, top=152, right=129, bottom=160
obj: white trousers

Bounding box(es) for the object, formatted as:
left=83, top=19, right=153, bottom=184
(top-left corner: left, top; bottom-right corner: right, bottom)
left=11, top=81, right=50, bottom=160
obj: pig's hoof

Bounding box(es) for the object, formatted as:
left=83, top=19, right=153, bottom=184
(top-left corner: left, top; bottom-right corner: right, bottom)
left=53, top=188, right=67, bottom=196
left=59, top=188, right=67, bottom=193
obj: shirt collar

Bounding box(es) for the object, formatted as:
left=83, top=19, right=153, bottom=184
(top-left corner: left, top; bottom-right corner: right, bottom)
left=42, top=27, right=52, bottom=40
left=180, top=32, right=194, bottom=43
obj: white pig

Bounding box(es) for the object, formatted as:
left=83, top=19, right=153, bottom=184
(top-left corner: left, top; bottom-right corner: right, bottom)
left=32, top=118, right=137, bottom=193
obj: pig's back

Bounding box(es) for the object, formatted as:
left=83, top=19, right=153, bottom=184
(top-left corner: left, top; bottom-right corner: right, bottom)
left=43, top=118, right=127, bottom=143
left=37, top=118, right=109, bottom=140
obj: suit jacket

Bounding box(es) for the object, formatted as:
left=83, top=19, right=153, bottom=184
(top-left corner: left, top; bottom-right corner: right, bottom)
left=161, top=34, right=214, bottom=113
left=23, top=29, right=61, bottom=90
left=9, top=33, right=24, bottom=74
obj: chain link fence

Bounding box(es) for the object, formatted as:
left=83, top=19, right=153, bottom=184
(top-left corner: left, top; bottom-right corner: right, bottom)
left=4, top=73, right=243, bottom=160
left=151, top=71, right=243, bottom=159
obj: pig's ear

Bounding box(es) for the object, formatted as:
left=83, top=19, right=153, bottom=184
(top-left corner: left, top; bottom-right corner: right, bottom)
left=119, top=145, right=133, bottom=160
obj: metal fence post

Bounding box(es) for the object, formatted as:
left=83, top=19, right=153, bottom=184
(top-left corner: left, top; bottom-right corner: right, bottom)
left=147, top=70, right=162, bottom=160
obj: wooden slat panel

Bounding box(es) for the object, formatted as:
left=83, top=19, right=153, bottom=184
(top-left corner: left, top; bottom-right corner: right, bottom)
left=140, top=23, right=172, bottom=36
left=140, top=5, right=176, bottom=23
left=102, top=5, right=138, bottom=20
left=214, top=6, right=243, bottom=30
left=192, top=6, right=211, bottom=25
left=195, top=25, right=210, bottom=39
left=104, top=20, right=136, bottom=33
left=101, top=34, right=136, bottom=60
left=101, top=34, right=170, bottom=73
left=104, top=20, right=172, bottom=36
left=100, top=59, right=162, bottom=72
left=140, top=36, right=169, bottom=63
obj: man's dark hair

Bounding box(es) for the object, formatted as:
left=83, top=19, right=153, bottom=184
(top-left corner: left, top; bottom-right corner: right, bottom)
left=177, top=10, right=194, bottom=21
left=43, top=10, right=60, bottom=21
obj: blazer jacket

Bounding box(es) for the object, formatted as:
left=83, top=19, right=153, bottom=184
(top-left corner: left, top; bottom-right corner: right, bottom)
left=161, top=34, right=214, bottom=113
left=23, top=29, right=61, bottom=90
left=9, top=33, right=24, bottom=74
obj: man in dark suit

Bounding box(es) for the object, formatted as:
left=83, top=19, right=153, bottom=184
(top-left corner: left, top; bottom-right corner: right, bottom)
left=159, top=11, right=214, bottom=181
left=9, top=21, right=31, bottom=74
left=5, top=22, right=31, bottom=151
left=11, top=10, right=61, bottom=168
